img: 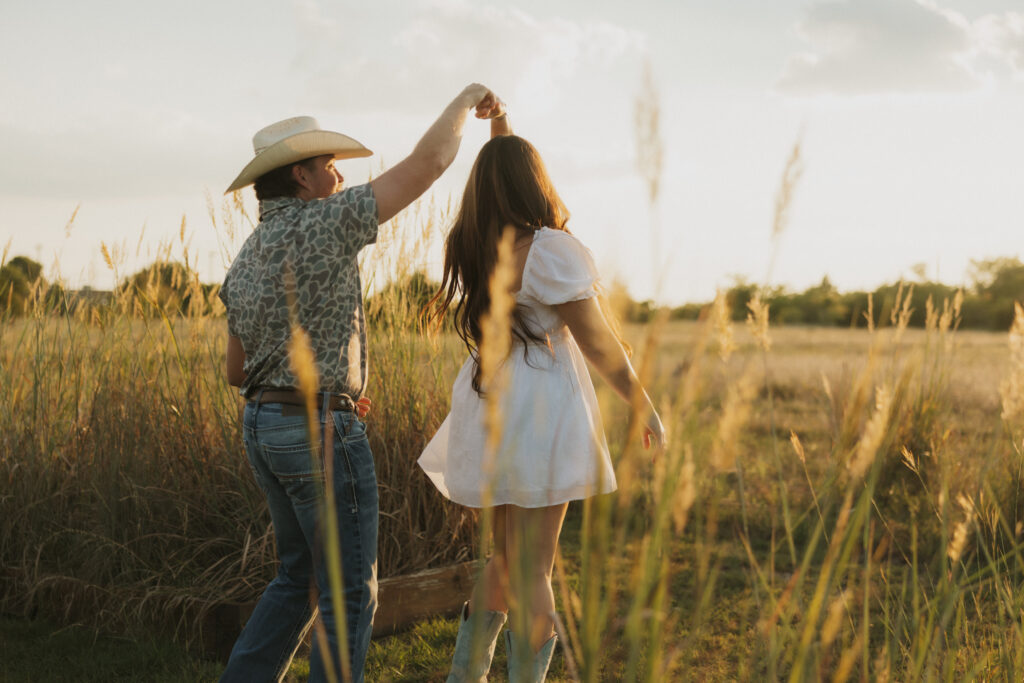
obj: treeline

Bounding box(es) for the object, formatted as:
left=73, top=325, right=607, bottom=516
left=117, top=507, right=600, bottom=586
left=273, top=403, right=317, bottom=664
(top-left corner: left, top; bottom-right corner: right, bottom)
left=630, top=257, right=1024, bottom=331
left=1, top=256, right=72, bottom=315
left=0, top=257, right=220, bottom=317
left=4, top=254, right=1022, bottom=331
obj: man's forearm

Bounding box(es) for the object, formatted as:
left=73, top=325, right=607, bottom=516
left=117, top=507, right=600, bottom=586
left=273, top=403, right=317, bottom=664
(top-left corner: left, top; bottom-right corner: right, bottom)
left=408, top=89, right=480, bottom=180
left=369, top=84, right=496, bottom=223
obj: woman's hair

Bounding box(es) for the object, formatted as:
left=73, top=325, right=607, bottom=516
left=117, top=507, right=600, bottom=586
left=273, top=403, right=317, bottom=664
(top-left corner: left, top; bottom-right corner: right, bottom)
left=425, top=135, right=570, bottom=393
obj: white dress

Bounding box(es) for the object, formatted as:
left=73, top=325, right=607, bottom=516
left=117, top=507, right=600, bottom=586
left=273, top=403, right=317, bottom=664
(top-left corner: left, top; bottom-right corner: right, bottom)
left=417, top=228, right=617, bottom=508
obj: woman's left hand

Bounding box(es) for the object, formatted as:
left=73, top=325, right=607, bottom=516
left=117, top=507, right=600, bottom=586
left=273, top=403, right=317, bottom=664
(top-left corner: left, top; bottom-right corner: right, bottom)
left=643, top=411, right=667, bottom=450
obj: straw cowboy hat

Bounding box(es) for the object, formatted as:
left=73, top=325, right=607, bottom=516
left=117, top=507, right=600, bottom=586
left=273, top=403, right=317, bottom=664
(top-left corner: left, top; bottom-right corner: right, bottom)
left=225, top=116, right=373, bottom=193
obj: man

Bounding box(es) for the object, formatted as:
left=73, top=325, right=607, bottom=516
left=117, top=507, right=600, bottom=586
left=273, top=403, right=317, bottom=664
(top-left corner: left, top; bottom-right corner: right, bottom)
left=218, top=83, right=510, bottom=683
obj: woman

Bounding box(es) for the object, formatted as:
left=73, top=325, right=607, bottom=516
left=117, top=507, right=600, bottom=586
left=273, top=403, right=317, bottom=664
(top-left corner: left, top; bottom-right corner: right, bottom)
left=418, top=133, right=666, bottom=683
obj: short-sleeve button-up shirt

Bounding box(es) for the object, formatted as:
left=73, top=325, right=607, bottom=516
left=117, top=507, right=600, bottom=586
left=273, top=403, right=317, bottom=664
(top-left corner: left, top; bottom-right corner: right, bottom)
left=219, top=183, right=379, bottom=399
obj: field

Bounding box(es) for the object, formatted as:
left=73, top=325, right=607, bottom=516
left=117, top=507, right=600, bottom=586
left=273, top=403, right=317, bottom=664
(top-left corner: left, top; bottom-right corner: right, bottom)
left=3, top=269, right=1023, bottom=682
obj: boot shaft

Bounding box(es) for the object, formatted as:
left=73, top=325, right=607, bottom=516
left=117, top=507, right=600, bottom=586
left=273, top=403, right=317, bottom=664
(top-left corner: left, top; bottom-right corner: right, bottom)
left=446, top=602, right=507, bottom=683
left=505, top=630, right=557, bottom=683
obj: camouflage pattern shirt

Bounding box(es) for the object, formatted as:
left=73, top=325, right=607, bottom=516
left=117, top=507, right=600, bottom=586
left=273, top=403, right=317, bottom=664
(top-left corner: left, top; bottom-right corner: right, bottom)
left=219, top=183, right=378, bottom=399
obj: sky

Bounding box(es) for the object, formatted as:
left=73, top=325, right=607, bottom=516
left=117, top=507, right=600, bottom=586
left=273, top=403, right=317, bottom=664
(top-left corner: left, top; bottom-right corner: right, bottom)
left=1, top=0, right=1022, bottom=305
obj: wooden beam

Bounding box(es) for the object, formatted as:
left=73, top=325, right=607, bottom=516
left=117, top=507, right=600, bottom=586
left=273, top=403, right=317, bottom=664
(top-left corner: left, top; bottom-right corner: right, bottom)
left=372, top=561, right=477, bottom=637
left=201, top=561, right=479, bottom=661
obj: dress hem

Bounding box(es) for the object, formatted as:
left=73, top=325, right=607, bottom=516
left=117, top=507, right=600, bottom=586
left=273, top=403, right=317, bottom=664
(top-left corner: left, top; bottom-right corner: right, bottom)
left=421, top=469, right=617, bottom=509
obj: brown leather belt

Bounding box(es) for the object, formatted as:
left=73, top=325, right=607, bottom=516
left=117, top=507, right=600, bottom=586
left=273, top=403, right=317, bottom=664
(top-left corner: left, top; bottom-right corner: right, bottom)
left=252, top=388, right=355, bottom=413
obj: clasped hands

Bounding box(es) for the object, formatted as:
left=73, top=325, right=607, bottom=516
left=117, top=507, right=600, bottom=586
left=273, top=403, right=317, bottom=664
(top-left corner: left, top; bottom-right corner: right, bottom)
left=462, top=83, right=507, bottom=120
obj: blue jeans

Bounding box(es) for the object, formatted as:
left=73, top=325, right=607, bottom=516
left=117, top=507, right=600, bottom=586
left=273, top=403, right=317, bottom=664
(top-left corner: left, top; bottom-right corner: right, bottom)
left=220, top=400, right=379, bottom=683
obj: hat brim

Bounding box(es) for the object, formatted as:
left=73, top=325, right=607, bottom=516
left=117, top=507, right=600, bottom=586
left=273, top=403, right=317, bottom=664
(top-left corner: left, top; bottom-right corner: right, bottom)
left=225, top=130, right=373, bottom=194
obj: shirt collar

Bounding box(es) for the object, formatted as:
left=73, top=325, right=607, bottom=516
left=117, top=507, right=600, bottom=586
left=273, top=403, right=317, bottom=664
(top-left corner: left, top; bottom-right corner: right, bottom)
left=258, top=196, right=303, bottom=221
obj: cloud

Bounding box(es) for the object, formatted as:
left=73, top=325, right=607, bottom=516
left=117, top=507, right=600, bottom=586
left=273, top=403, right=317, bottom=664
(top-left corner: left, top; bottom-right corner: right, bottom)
left=972, top=11, right=1024, bottom=78
left=776, top=0, right=1024, bottom=96
left=289, top=0, right=647, bottom=116
left=0, top=0, right=651, bottom=202
left=777, top=0, right=978, bottom=95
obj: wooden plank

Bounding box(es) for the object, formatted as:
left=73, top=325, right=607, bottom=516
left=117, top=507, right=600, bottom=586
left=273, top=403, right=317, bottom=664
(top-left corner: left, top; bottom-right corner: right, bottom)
left=372, top=561, right=477, bottom=637
left=201, top=561, right=478, bottom=660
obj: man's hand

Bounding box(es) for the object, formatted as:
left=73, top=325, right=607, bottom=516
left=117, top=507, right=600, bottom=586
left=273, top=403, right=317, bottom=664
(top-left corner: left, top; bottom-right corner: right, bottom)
left=459, top=83, right=505, bottom=119
left=475, top=93, right=507, bottom=120
left=356, top=396, right=372, bottom=419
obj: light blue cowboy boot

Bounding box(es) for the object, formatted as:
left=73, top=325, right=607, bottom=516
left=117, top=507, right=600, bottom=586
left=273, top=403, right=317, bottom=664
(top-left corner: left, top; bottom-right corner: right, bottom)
left=446, top=602, right=507, bottom=683
left=505, top=630, right=557, bottom=683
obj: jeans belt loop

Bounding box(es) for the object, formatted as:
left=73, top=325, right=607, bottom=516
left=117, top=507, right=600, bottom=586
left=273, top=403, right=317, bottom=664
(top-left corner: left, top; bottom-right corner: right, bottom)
left=253, top=387, right=265, bottom=422
left=319, top=389, right=330, bottom=427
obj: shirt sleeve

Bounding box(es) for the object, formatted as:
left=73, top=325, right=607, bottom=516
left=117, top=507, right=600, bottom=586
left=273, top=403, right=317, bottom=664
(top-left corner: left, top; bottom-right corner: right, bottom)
left=316, top=182, right=380, bottom=253
left=218, top=274, right=238, bottom=337
left=521, top=229, right=601, bottom=306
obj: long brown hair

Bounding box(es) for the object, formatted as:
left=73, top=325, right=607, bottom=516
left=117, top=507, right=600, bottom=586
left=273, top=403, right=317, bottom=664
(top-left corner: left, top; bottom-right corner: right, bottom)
left=426, top=135, right=570, bottom=393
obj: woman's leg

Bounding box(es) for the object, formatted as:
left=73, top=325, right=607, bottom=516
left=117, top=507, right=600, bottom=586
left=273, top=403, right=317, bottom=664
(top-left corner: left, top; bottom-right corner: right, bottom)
left=447, top=505, right=510, bottom=682
left=469, top=504, right=509, bottom=616
left=506, top=502, right=569, bottom=653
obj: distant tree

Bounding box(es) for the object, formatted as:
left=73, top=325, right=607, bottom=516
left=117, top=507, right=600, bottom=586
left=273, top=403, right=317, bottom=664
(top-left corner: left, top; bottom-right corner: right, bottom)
left=670, top=303, right=704, bottom=321
left=117, top=261, right=214, bottom=316
left=0, top=256, right=46, bottom=315
left=841, top=291, right=873, bottom=328
left=6, top=256, right=43, bottom=284
left=602, top=279, right=659, bottom=324
left=798, top=276, right=849, bottom=325
left=0, top=265, right=29, bottom=315
left=969, top=257, right=1024, bottom=296
left=366, top=271, right=442, bottom=329
left=725, top=277, right=758, bottom=321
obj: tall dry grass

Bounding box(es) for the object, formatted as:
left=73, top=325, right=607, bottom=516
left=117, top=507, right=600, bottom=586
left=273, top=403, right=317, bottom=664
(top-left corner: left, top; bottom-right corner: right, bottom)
left=2, top=93, right=1023, bottom=682
left=0, top=200, right=476, bottom=651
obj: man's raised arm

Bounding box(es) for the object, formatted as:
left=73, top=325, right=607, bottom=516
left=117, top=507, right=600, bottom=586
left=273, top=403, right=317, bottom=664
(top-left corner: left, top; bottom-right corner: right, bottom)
left=370, top=83, right=503, bottom=224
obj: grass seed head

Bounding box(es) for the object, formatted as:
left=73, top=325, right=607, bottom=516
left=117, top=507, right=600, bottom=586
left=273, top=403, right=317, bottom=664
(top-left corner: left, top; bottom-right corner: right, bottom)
left=101, top=242, right=115, bottom=271
left=287, top=324, right=320, bottom=400
left=790, top=430, right=806, bottom=464
left=479, top=227, right=516, bottom=465
left=711, top=368, right=758, bottom=471
left=64, top=204, right=80, bottom=238
left=672, top=445, right=697, bottom=533
left=900, top=446, right=918, bottom=474
left=925, top=295, right=937, bottom=333
left=772, top=136, right=804, bottom=241
left=999, top=302, right=1024, bottom=425
left=746, top=293, right=771, bottom=352
left=849, top=385, right=892, bottom=480
left=821, top=588, right=852, bottom=649
left=712, top=289, right=736, bottom=361
left=947, top=506, right=975, bottom=564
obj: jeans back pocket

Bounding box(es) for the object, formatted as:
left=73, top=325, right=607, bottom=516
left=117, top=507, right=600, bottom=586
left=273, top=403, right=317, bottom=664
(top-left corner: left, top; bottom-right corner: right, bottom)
left=262, top=440, right=324, bottom=507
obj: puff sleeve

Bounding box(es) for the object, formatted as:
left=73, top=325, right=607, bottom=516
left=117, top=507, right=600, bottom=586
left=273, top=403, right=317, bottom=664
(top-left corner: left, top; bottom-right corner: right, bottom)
left=521, top=229, right=601, bottom=305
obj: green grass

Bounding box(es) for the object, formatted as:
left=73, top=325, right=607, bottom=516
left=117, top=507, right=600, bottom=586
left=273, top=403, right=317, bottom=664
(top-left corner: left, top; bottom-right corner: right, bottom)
left=0, top=617, right=221, bottom=682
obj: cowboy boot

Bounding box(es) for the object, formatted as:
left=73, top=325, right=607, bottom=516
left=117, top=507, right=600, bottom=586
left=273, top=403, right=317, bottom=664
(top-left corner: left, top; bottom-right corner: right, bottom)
left=505, top=630, right=557, bottom=683
left=446, top=602, right=507, bottom=683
